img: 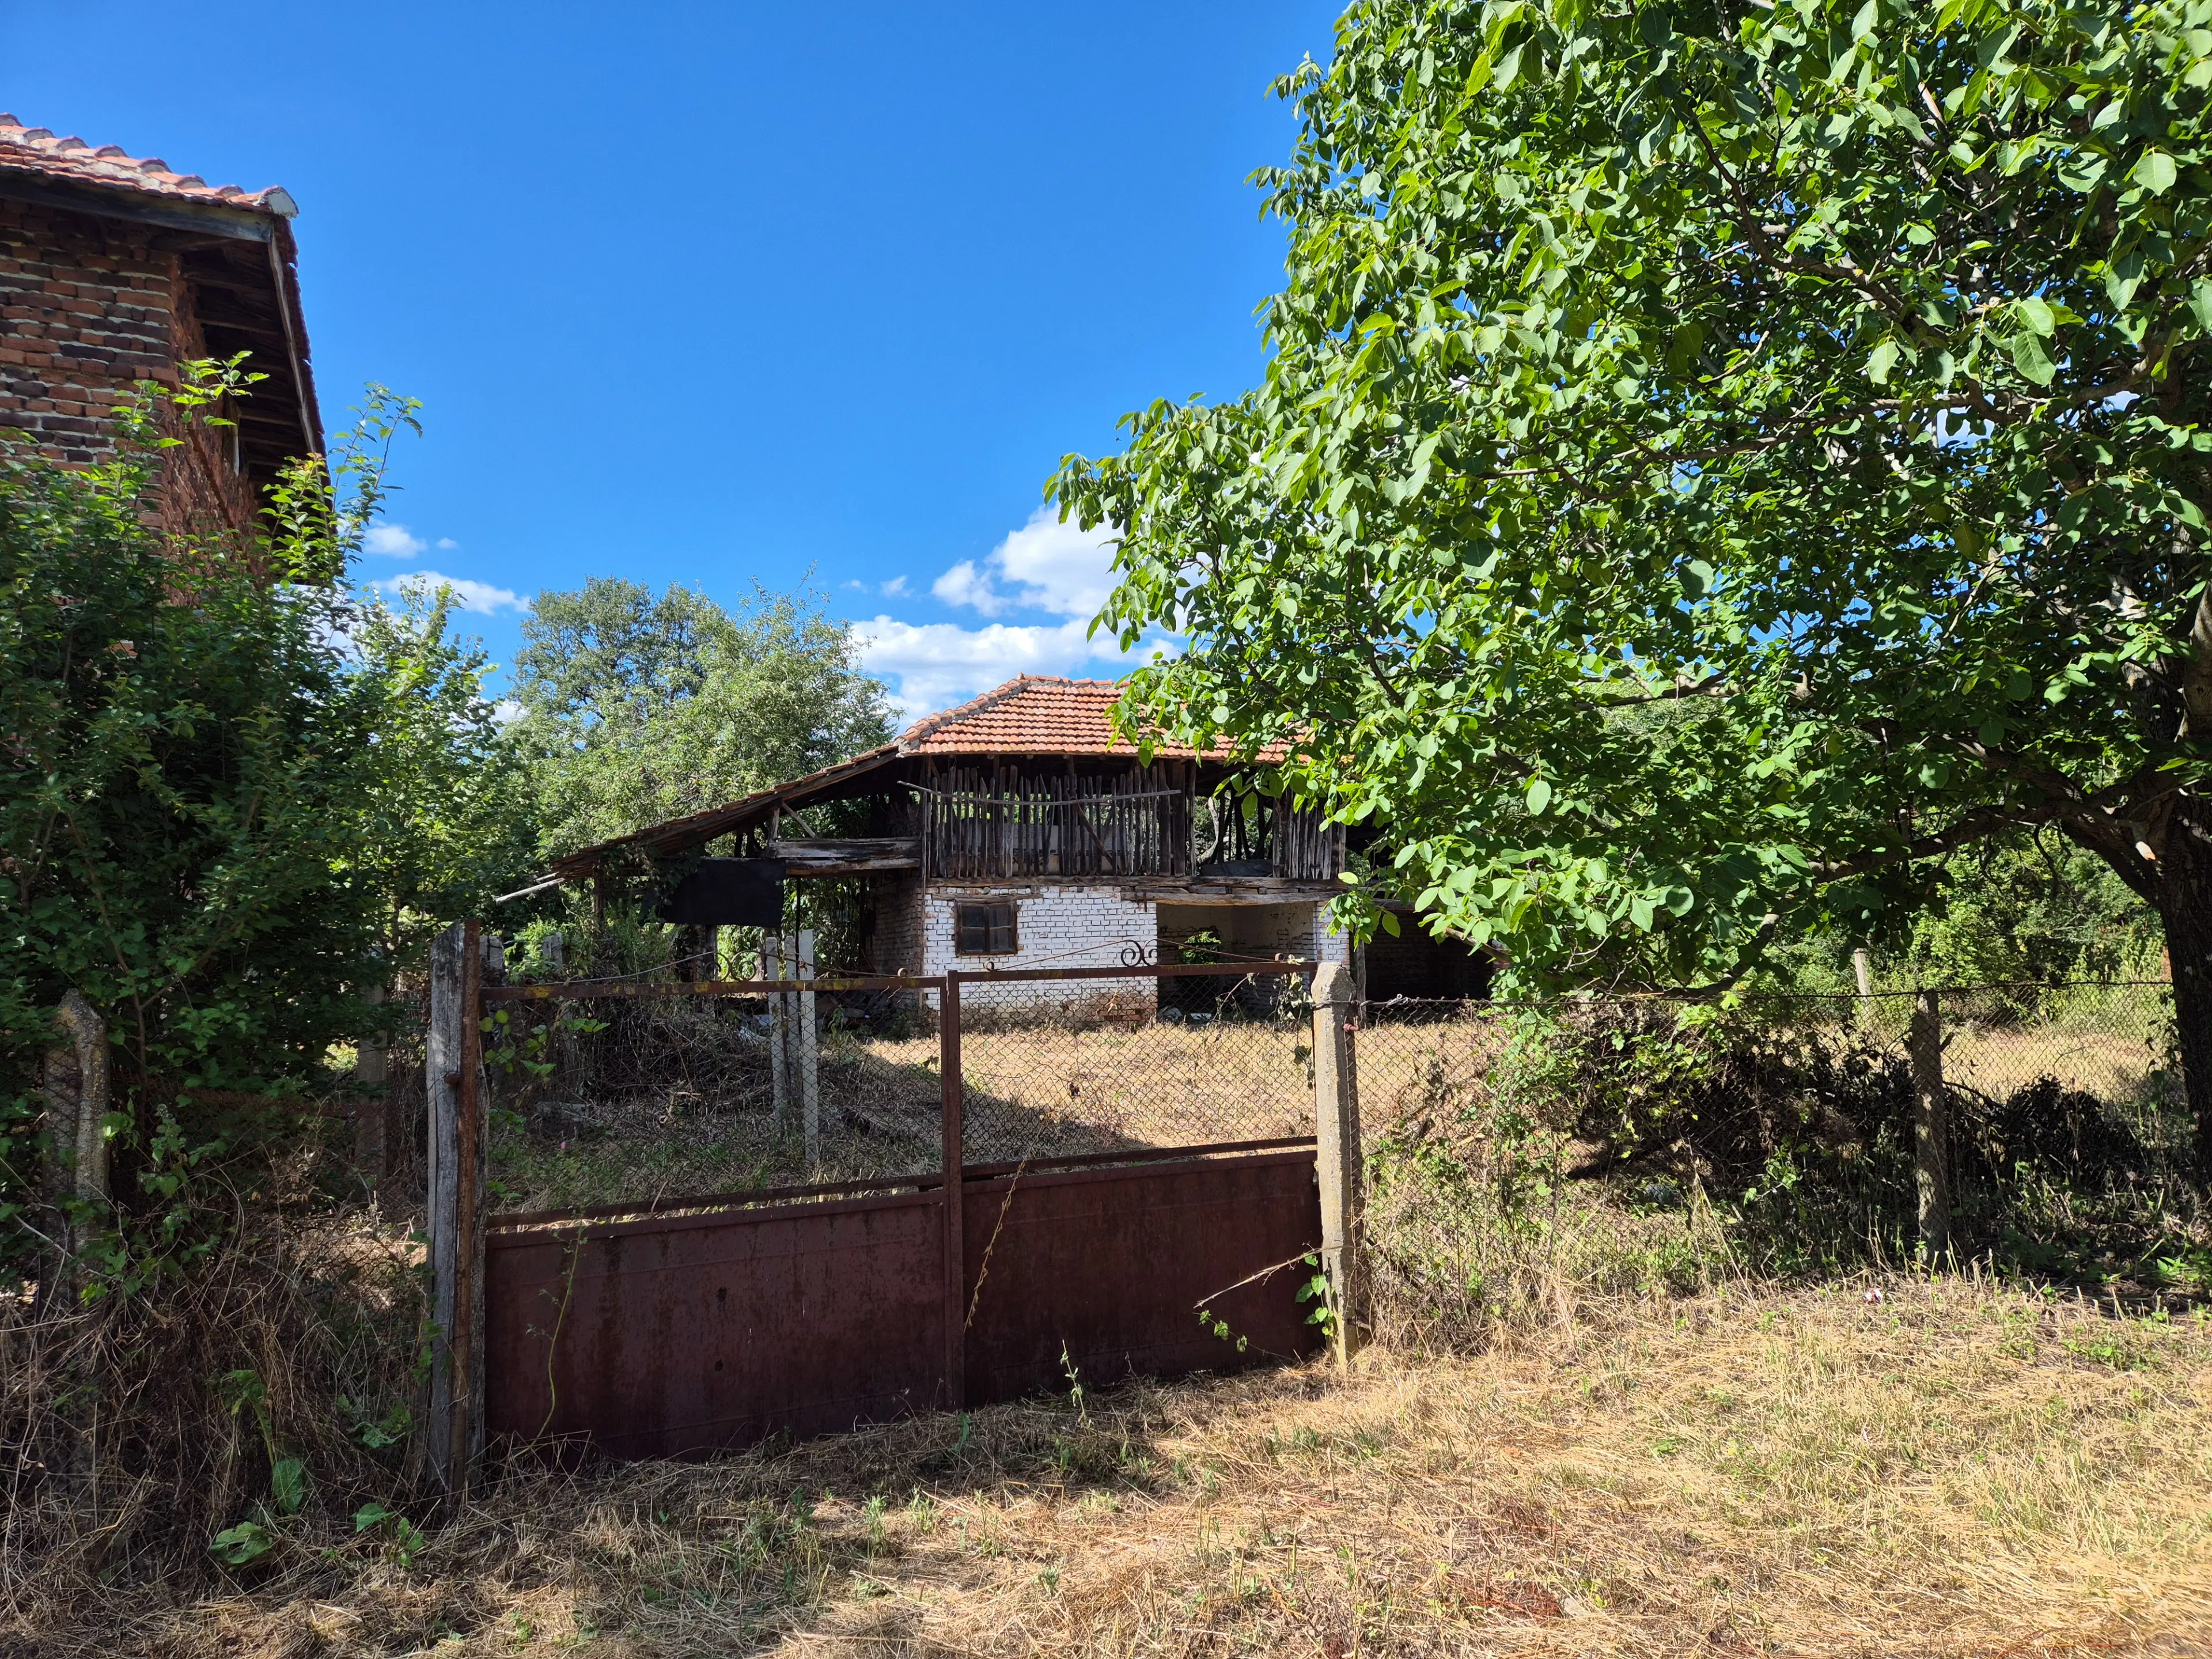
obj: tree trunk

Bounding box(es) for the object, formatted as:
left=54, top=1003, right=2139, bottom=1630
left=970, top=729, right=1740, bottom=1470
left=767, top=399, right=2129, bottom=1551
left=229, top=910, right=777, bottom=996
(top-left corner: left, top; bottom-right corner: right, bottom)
left=2065, top=805, right=2212, bottom=1187
left=1907, top=990, right=1952, bottom=1267
left=2156, top=873, right=2212, bottom=1186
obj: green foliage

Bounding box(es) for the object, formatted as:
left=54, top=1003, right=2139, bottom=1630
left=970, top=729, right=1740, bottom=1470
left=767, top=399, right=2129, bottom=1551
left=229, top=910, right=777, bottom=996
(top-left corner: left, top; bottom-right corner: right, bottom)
left=1904, top=833, right=2165, bottom=986
left=0, top=380, right=385, bottom=1198
left=352, top=1501, right=426, bottom=1568
left=513, top=577, right=891, bottom=858
left=0, top=371, right=536, bottom=1286
left=1054, top=0, right=2212, bottom=993
left=343, top=583, right=540, bottom=960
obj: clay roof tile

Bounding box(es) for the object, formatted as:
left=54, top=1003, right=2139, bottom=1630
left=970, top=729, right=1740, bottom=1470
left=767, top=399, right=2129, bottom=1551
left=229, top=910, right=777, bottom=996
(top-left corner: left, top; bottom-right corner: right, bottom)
left=895, top=675, right=1276, bottom=761
left=0, top=116, right=296, bottom=217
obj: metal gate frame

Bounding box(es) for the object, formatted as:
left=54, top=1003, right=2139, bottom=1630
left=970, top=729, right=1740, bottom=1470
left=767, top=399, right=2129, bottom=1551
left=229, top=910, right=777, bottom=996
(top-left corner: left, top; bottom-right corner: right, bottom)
left=423, top=941, right=1363, bottom=1485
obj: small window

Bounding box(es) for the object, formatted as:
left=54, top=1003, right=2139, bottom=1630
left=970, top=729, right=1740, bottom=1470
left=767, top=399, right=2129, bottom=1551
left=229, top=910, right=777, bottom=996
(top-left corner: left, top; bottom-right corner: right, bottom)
left=955, top=900, right=1018, bottom=956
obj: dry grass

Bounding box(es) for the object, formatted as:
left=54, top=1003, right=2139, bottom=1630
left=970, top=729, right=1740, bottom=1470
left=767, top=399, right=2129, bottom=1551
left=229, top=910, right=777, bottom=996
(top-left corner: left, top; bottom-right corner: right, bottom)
left=490, top=1018, right=1319, bottom=1214
left=50, top=1277, right=2211, bottom=1659
left=491, top=994, right=2181, bottom=1218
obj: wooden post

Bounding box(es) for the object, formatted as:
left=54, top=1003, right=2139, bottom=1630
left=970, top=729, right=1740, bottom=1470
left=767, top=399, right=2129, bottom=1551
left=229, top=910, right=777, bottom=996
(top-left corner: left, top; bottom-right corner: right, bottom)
left=941, top=968, right=966, bottom=1409
left=1310, top=960, right=1362, bottom=1366
left=42, top=990, right=111, bottom=1313
left=426, top=922, right=486, bottom=1494
left=1908, top=988, right=1953, bottom=1269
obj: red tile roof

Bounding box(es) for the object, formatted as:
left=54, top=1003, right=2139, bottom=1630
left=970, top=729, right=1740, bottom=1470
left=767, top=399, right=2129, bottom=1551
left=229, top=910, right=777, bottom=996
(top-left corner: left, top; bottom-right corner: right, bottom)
left=0, top=116, right=298, bottom=218
left=536, top=677, right=1289, bottom=879
left=899, top=675, right=1253, bottom=759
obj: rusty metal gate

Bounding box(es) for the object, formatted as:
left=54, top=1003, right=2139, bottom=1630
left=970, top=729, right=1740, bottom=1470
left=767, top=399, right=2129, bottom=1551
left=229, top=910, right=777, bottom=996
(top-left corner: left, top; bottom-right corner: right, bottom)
left=453, top=960, right=1329, bottom=1465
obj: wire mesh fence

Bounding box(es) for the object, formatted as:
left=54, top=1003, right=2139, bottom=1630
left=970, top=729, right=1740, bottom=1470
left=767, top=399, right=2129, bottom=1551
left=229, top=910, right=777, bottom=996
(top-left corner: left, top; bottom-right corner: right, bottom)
left=472, top=962, right=1324, bottom=1218
left=1350, top=982, right=2191, bottom=1340
left=465, top=955, right=2193, bottom=1317
left=477, top=980, right=945, bottom=1217
left=949, top=966, right=1316, bottom=1167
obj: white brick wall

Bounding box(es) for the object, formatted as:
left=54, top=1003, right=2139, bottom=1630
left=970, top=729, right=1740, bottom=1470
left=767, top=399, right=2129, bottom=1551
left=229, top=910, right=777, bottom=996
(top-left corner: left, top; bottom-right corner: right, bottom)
left=899, top=888, right=1351, bottom=1010
left=868, top=872, right=927, bottom=974
left=921, top=884, right=1156, bottom=1006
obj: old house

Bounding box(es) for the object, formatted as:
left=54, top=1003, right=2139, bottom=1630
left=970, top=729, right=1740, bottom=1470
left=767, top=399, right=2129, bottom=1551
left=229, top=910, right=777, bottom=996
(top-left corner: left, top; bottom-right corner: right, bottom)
left=0, top=116, right=320, bottom=532
left=544, top=675, right=1359, bottom=999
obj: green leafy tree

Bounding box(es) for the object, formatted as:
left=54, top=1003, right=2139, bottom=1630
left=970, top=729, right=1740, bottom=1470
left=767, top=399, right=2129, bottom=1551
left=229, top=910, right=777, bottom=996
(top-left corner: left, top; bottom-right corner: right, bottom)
left=516, top=579, right=891, bottom=855
left=0, top=372, right=532, bottom=1280
left=1055, top=0, right=2212, bottom=1166
left=512, top=577, right=735, bottom=730
left=343, top=583, right=540, bottom=960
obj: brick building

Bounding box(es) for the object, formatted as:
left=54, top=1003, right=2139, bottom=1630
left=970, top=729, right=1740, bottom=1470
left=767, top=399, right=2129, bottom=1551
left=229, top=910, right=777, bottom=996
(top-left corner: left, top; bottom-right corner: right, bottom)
left=0, top=116, right=320, bottom=535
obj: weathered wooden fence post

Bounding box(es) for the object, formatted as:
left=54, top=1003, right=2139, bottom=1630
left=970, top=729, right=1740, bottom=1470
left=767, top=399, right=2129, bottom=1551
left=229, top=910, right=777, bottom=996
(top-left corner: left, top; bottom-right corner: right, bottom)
left=1310, top=960, right=1362, bottom=1366
left=940, top=968, right=966, bottom=1409
left=41, top=990, right=111, bottom=1319
left=426, top=921, right=486, bottom=1494
left=1908, top=988, right=1953, bottom=1268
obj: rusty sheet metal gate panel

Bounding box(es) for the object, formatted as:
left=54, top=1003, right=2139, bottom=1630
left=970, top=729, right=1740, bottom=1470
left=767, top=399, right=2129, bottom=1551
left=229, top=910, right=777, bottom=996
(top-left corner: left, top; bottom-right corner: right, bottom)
left=476, top=961, right=1323, bottom=1461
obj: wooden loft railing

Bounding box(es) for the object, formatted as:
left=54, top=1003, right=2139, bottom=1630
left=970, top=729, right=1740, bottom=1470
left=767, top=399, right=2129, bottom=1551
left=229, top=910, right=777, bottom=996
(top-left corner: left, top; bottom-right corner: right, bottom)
left=916, top=777, right=1193, bottom=881
left=911, top=770, right=1346, bottom=886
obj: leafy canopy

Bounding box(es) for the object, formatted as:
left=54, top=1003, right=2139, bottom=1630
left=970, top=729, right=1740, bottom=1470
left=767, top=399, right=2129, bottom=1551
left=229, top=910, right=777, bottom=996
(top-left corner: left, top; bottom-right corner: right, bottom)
left=1056, top=0, right=2212, bottom=986
left=514, top=578, right=891, bottom=856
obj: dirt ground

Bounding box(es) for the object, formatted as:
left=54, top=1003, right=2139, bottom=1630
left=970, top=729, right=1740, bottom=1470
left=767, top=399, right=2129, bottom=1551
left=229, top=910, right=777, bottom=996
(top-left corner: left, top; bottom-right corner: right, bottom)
left=111, top=1276, right=2212, bottom=1659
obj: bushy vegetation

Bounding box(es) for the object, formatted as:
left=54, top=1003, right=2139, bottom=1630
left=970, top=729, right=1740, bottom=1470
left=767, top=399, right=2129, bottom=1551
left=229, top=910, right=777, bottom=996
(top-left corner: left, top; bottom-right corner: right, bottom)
left=1359, top=981, right=2202, bottom=1349
left=0, top=374, right=537, bottom=1289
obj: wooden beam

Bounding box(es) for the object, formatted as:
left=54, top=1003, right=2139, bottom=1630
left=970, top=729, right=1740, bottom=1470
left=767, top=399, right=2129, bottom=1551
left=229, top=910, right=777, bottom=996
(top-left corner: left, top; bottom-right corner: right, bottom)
left=766, top=836, right=921, bottom=875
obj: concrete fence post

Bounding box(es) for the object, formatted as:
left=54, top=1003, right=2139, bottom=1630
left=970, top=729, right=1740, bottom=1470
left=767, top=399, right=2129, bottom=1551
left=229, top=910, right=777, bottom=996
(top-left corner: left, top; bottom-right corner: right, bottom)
left=426, top=921, right=486, bottom=1494
left=797, top=927, right=820, bottom=1164
left=768, top=933, right=790, bottom=1134
left=1310, top=960, right=1362, bottom=1366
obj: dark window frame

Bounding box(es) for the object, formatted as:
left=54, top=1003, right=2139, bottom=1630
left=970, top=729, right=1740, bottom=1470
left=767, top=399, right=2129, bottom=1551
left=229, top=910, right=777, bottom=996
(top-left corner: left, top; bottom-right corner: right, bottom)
left=953, top=900, right=1018, bottom=956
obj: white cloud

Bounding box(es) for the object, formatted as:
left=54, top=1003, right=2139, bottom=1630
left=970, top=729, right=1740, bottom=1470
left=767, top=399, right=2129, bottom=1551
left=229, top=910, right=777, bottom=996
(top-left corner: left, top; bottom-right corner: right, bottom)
left=436, top=536, right=460, bottom=550
left=930, top=506, right=1119, bottom=620
left=851, top=614, right=1175, bottom=718
left=364, top=521, right=428, bottom=559
left=988, top=505, right=1120, bottom=617
left=880, top=574, right=911, bottom=599
left=378, top=569, right=529, bottom=616
left=930, top=559, right=1002, bottom=615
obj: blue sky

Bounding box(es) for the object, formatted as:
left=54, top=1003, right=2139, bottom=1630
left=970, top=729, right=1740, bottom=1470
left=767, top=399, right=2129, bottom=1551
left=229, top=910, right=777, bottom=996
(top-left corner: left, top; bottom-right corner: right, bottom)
left=3, top=2, right=1340, bottom=714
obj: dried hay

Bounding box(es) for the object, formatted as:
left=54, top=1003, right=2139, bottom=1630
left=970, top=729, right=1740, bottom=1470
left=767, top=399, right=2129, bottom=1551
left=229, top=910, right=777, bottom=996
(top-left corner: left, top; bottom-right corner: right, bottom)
left=21, top=1277, right=2209, bottom=1658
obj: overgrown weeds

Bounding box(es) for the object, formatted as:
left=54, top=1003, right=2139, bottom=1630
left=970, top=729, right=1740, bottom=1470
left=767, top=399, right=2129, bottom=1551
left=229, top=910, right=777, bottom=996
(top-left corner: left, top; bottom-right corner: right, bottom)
left=0, top=1200, right=425, bottom=1637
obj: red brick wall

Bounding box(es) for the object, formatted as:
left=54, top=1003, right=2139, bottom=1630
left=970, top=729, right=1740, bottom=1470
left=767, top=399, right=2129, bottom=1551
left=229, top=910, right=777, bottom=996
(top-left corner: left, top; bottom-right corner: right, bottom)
left=0, top=194, right=257, bottom=537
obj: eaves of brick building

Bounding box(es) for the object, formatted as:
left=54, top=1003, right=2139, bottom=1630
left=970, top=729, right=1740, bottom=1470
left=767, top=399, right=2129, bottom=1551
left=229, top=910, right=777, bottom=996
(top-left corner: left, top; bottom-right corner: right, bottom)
left=0, top=116, right=321, bottom=540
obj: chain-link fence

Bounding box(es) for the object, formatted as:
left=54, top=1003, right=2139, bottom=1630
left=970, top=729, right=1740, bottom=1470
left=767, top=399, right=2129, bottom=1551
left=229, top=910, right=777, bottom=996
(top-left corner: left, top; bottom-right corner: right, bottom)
left=469, top=962, right=2193, bottom=1325
left=474, top=961, right=1323, bottom=1218
left=478, top=978, right=944, bottom=1218
left=949, top=965, right=1315, bottom=1167
left=1351, top=982, right=2190, bottom=1342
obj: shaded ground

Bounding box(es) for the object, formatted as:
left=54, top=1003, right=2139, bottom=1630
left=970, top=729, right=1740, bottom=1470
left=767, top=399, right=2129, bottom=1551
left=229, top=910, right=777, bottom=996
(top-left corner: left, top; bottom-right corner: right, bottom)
left=87, top=1278, right=2212, bottom=1659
